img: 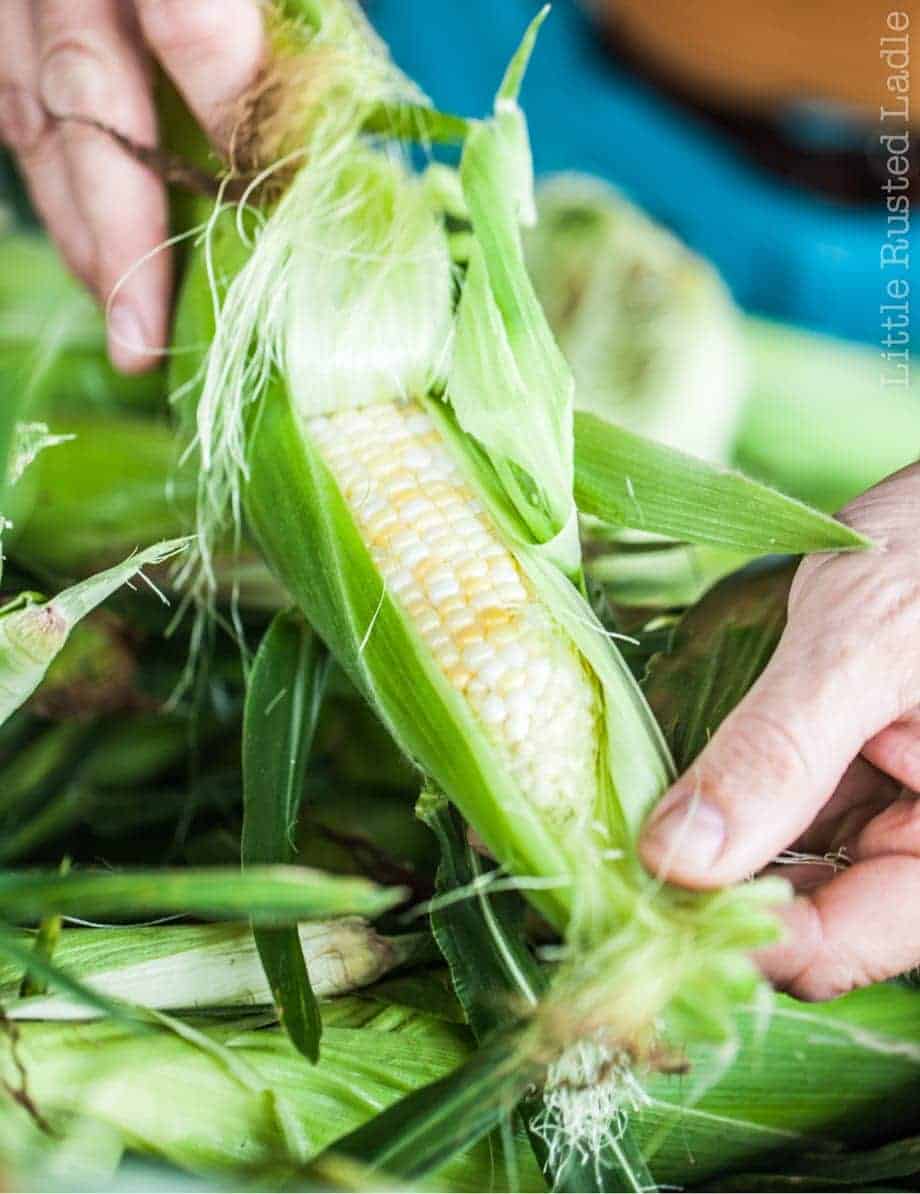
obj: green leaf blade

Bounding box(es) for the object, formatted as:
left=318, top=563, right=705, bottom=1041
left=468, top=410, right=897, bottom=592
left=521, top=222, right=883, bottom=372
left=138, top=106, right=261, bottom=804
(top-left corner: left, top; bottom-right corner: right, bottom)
left=417, top=791, right=545, bottom=1041
left=243, top=609, right=330, bottom=1063
left=574, top=412, right=869, bottom=554
left=330, top=1031, right=537, bottom=1181
left=0, top=866, right=402, bottom=926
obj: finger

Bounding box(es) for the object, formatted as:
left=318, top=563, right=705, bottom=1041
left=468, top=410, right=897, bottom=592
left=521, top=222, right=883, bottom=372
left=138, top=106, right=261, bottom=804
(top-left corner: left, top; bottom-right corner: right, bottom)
left=762, top=860, right=840, bottom=893
left=863, top=708, right=920, bottom=791
left=765, top=778, right=913, bottom=885
left=0, top=2, right=94, bottom=283
left=136, top=0, right=264, bottom=147
left=37, top=0, right=170, bottom=372
left=851, top=794, right=920, bottom=862
left=639, top=621, right=903, bottom=889
left=795, top=757, right=899, bottom=855
left=755, top=855, right=920, bottom=1000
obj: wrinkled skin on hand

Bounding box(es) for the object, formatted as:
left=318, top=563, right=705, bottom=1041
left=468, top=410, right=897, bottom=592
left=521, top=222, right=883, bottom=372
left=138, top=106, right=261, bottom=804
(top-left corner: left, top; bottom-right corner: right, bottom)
left=641, top=463, right=920, bottom=1001
left=0, top=0, right=264, bottom=372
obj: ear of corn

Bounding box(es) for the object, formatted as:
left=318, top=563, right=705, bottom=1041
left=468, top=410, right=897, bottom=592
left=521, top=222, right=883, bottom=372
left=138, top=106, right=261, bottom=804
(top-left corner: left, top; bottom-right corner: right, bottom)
left=169, top=1, right=784, bottom=1166
left=523, top=174, right=745, bottom=465
left=242, top=381, right=581, bottom=930
left=5, top=920, right=416, bottom=1020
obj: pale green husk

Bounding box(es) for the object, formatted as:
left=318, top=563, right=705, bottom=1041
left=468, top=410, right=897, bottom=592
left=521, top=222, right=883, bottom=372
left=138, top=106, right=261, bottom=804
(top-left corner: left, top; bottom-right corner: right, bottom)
left=4, top=983, right=920, bottom=1190
left=525, top=174, right=745, bottom=464
left=0, top=538, right=187, bottom=726
left=3, top=921, right=415, bottom=1020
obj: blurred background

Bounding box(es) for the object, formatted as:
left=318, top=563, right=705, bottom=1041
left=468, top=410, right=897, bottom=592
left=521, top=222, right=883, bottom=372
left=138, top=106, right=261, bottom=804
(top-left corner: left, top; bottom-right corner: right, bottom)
left=369, top=0, right=916, bottom=346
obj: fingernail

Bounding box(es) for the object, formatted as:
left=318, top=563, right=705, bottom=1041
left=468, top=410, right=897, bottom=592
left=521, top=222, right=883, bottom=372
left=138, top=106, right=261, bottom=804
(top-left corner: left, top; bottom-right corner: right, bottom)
left=641, top=795, right=725, bottom=872
left=107, top=302, right=148, bottom=368
left=0, top=86, right=46, bottom=151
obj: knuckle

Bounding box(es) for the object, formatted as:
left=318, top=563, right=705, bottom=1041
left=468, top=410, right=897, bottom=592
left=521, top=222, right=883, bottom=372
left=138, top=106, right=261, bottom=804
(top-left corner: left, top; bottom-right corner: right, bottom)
left=39, top=40, right=110, bottom=118
left=837, top=468, right=920, bottom=546
left=726, top=707, right=814, bottom=792
left=0, top=84, right=47, bottom=152
left=789, top=565, right=920, bottom=706
left=783, top=902, right=870, bottom=1001
left=786, top=965, right=853, bottom=1003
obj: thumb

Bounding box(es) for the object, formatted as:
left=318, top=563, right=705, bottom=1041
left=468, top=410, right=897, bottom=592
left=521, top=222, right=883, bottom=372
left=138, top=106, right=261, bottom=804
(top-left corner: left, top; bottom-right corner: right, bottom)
left=638, top=630, right=900, bottom=890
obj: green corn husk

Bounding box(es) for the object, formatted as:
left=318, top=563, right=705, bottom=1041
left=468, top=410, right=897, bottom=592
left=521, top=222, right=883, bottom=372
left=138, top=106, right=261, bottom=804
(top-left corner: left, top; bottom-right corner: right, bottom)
left=2, top=920, right=421, bottom=1020
left=7, top=414, right=192, bottom=576
left=0, top=539, right=188, bottom=727
left=2, top=984, right=920, bottom=1191
left=163, top=0, right=848, bottom=1170
left=0, top=999, right=542, bottom=1192
left=5, top=411, right=286, bottom=610
left=524, top=174, right=745, bottom=464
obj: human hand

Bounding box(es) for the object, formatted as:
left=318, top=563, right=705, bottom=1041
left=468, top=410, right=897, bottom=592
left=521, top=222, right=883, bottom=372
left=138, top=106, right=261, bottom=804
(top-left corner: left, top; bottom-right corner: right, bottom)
left=0, top=0, right=264, bottom=372
left=639, top=463, right=920, bottom=1000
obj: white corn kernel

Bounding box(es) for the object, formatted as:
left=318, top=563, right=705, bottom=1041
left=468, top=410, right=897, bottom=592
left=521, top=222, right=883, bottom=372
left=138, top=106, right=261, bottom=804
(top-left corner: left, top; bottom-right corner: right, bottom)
left=306, top=400, right=599, bottom=828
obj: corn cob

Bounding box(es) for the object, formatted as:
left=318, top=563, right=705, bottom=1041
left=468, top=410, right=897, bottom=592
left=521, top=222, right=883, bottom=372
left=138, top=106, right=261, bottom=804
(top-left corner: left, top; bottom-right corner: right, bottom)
left=307, top=401, right=599, bottom=832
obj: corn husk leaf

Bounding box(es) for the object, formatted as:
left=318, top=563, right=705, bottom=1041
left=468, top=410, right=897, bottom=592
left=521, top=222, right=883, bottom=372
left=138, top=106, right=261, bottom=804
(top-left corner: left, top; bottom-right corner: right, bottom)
left=0, top=538, right=188, bottom=727
left=418, top=791, right=655, bottom=1193
left=0, top=719, right=95, bottom=826
left=634, top=985, right=920, bottom=1187
left=574, top=411, right=868, bottom=553
left=330, top=1029, right=540, bottom=1182
left=0, top=355, right=30, bottom=521
left=448, top=9, right=576, bottom=559
left=0, top=1005, right=543, bottom=1191
left=643, top=561, right=794, bottom=770
left=416, top=790, right=545, bottom=1039
left=242, top=610, right=330, bottom=1061
left=585, top=540, right=750, bottom=609
left=704, top=1133, right=920, bottom=1191
left=4, top=984, right=920, bottom=1191
left=0, top=865, right=402, bottom=925
left=3, top=920, right=418, bottom=1021
left=0, top=924, right=134, bottom=1024
left=8, top=414, right=192, bottom=575
left=361, top=102, right=472, bottom=143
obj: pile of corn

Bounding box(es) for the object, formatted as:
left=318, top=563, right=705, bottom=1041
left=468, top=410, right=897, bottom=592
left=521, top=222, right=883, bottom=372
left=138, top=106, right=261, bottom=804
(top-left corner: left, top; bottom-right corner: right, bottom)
left=0, top=3, right=918, bottom=1193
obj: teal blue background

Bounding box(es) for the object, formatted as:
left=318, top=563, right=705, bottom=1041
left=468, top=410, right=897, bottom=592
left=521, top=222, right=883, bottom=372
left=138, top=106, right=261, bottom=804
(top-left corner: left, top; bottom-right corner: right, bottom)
left=369, top=0, right=903, bottom=348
